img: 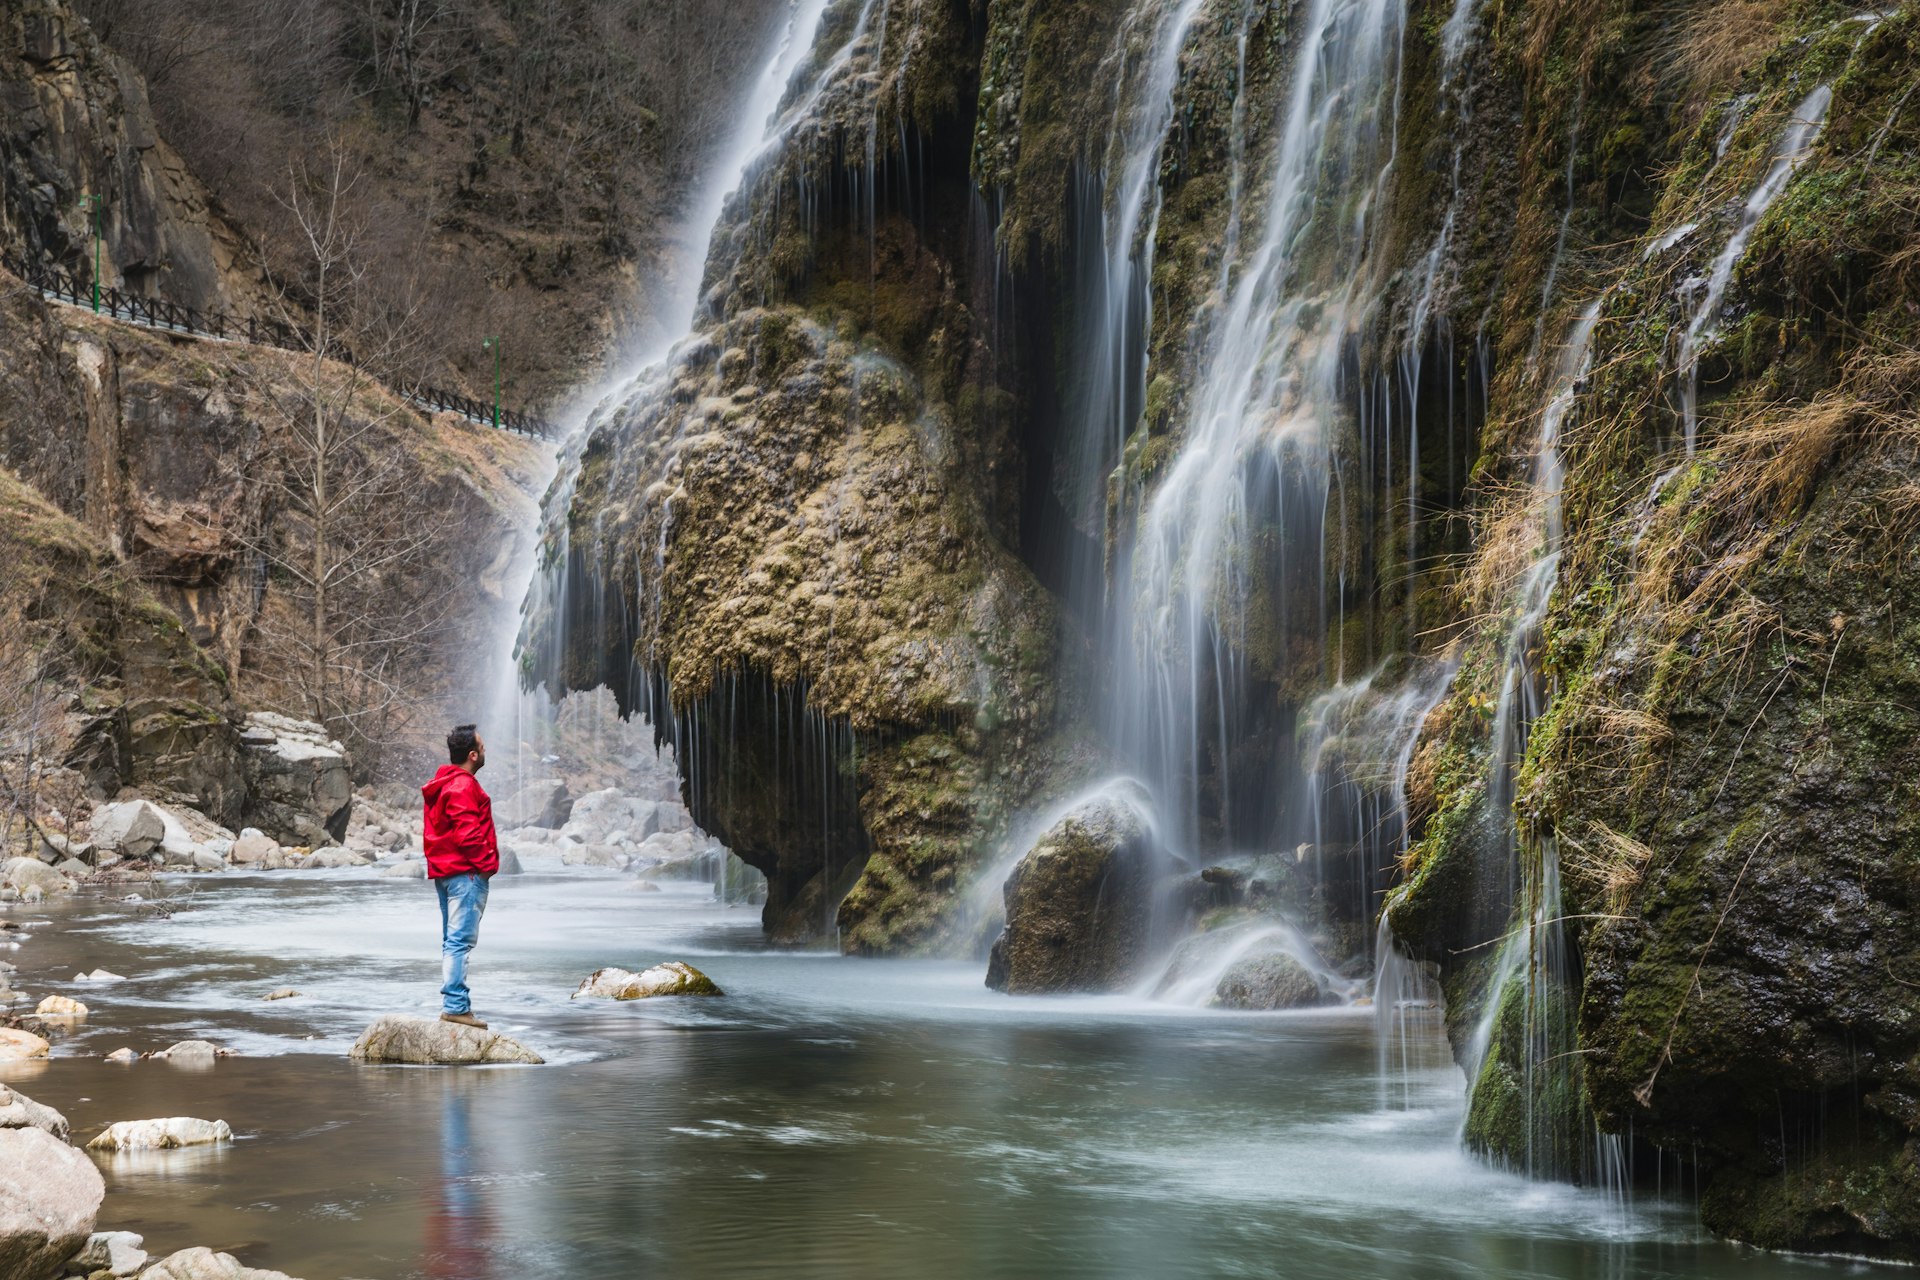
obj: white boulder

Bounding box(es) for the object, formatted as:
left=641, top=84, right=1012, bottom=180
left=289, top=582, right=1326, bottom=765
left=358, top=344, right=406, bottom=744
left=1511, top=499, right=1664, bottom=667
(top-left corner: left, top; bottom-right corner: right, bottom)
left=2, top=859, right=73, bottom=897
left=348, top=1015, right=543, bottom=1065
left=85, top=1118, right=232, bottom=1151
left=68, top=1230, right=148, bottom=1277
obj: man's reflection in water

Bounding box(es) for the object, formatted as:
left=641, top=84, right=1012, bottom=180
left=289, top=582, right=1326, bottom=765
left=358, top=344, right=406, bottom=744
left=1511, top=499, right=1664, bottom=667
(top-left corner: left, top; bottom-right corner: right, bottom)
left=423, top=1085, right=494, bottom=1279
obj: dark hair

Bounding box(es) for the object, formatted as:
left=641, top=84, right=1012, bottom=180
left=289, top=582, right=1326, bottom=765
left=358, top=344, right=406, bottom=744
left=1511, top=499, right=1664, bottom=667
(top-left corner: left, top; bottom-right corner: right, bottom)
left=447, top=723, right=480, bottom=765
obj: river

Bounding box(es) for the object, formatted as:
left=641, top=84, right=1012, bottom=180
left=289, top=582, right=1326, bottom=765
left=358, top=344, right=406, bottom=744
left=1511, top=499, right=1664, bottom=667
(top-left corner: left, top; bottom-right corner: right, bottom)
left=1, top=866, right=1879, bottom=1278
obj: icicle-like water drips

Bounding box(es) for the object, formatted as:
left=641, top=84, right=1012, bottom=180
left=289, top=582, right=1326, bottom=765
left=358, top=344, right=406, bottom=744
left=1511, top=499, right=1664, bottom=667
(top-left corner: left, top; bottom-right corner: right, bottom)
left=1675, top=84, right=1831, bottom=451
left=1459, top=300, right=1611, bottom=1185
left=1114, top=0, right=1407, bottom=859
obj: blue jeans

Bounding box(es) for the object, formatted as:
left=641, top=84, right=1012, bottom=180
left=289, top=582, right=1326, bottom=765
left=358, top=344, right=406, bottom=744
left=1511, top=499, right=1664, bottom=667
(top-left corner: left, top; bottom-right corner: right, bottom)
left=436, top=873, right=489, bottom=1015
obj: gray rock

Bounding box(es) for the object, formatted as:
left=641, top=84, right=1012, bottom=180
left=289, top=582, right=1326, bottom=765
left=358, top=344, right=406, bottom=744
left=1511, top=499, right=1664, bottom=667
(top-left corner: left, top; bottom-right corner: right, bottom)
left=0, top=1086, right=68, bottom=1140
left=496, top=845, right=523, bottom=876
left=229, top=830, right=280, bottom=866
left=52, top=857, right=90, bottom=880
left=139, top=1245, right=299, bottom=1280
left=67, top=1230, right=147, bottom=1277
left=190, top=850, right=226, bottom=872
left=1212, top=951, right=1331, bottom=1010
left=36, top=833, right=89, bottom=866
left=0, top=1127, right=103, bottom=1280
left=238, top=714, right=352, bottom=846
left=2, top=859, right=74, bottom=897
left=987, top=791, right=1186, bottom=995
left=150, top=1040, right=219, bottom=1066
left=304, top=848, right=367, bottom=869
left=87, top=801, right=164, bottom=859
left=497, top=778, right=572, bottom=830
left=380, top=857, right=427, bottom=878
left=348, top=1015, right=543, bottom=1065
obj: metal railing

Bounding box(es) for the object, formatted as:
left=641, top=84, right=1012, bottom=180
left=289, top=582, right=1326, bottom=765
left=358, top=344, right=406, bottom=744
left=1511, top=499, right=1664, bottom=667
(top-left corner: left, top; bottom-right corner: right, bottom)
left=1, top=249, right=558, bottom=440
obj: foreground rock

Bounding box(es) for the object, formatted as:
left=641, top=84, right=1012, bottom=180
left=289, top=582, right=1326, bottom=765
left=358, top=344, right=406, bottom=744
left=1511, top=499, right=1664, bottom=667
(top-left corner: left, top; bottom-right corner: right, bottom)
left=238, top=714, right=352, bottom=846
left=142, top=1246, right=300, bottom=1280
left=0, top=1127, right=103, bottom=1280
left=85, top=1118, right=232, bottom=1151
left=987, top=793, right=1185, bottom=994
left=348, top=1015, right=543, bottom=1065
left=67, top=1230, right=147, bottom=1277
left=572, top=962, right=723, bottom=1000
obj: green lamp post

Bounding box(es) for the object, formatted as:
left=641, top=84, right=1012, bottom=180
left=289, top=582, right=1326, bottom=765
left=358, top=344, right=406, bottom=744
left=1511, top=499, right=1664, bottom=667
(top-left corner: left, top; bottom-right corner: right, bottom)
left=80, top=193, right=103, bottom=312
left=482, top=336, right=501, bottom=428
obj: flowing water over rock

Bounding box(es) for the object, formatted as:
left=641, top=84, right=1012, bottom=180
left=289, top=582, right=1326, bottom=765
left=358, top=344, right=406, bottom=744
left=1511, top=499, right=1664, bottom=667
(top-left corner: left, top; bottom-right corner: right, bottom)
left=0, top=872, right=1862, bottom=1279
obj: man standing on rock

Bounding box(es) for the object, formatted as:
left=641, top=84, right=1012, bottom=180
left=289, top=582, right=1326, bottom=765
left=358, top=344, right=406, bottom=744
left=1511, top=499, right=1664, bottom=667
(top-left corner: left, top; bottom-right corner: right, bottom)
left=422, top=724, right=498, bottom=1029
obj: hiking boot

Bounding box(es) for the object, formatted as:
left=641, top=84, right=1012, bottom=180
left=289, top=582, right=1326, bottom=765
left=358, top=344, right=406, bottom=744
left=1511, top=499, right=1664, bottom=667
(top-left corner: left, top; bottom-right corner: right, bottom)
left=440, top=1011, right=489, bottom=1030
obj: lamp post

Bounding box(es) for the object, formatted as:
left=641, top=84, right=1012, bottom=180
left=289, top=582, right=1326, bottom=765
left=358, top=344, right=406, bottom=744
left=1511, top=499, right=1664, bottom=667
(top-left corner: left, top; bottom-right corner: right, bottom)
left=80, top=193, right=102, bottom=312
left=482, top=336, right=500, bottom=428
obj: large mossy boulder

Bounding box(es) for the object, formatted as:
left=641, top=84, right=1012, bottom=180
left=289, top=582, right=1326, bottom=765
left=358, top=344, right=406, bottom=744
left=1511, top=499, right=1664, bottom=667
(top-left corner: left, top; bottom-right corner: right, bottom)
left=986, top=794, right=1182, bottom=994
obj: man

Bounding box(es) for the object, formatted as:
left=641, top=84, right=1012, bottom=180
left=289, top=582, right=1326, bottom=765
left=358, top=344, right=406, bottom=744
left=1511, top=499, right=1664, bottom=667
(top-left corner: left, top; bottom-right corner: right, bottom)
left=422, top=723, right=499, bottom=1029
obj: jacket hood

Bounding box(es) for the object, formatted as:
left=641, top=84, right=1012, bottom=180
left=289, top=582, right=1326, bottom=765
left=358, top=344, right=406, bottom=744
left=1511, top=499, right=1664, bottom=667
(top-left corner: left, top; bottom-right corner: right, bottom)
left=422, top=764, right=471, bottom=803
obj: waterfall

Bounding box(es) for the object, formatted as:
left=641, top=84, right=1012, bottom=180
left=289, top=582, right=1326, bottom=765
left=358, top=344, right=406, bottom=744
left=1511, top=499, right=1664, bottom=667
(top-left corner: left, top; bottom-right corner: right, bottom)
left=1674, top=85, right=1832, bottom=452
left=1055, top=0, right=1208, bottom=620
left=483, top=0, right=836, bottom=827
left=1110, top=0, right=1408, bottom=865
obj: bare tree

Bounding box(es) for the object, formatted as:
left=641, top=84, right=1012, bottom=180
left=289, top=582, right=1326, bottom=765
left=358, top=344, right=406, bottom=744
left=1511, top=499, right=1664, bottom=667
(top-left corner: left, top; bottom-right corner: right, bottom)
left=234, top=143, right=458, bottom=768
left=0, top=606, right=61, bottom=859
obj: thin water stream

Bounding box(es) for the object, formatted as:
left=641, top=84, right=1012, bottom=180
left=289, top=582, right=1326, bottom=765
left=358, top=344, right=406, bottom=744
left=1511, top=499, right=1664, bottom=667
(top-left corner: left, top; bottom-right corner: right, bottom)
left=1, top=870, right=1882, bottom=1279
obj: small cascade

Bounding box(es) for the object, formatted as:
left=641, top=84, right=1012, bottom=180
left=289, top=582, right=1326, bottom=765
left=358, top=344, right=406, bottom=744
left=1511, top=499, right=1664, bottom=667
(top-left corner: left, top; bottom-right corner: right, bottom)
left=1674, top=84, right=1832, bottom=451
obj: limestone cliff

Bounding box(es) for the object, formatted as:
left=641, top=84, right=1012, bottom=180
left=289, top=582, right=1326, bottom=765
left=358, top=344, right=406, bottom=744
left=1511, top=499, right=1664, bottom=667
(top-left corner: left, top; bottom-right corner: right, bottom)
left=529, top=0, right=1920, bottom=1258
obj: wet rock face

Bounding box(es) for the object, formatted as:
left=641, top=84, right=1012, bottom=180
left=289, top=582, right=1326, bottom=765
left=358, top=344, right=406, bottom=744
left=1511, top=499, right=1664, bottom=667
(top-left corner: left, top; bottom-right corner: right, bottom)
left=987, top=797, right=1183, bottom=994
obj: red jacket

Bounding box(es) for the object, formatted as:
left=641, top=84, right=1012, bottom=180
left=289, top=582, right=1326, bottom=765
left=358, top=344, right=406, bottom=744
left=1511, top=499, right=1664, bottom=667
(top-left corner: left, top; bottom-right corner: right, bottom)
left=422, top=765, right=499, bottom=879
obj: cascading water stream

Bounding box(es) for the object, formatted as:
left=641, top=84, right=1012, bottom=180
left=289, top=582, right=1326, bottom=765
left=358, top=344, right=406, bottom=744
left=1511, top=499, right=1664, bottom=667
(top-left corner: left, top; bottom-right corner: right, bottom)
left=1674, top=84, right=1832, bottom=452
left=1454, top=298, right=1614, bottom=1185
left=1056, top=0, right=1207, bottom=619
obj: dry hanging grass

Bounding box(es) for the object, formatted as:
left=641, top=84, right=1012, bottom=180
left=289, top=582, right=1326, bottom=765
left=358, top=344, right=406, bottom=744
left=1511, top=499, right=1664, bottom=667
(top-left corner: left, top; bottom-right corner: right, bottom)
left=1559, top=817, right=1657, bottom=916
left=1658, top=0, right=1790, bottom=107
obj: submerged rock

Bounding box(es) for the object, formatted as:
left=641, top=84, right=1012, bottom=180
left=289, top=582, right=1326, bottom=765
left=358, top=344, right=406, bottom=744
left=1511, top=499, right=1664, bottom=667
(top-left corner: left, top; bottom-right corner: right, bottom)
left=86, top=1117, right=232, bottom=1151
left=988, top=794, right=1184, bottom=994
left=261, top=988, right=300, bottom=1001
left=571, top=962, right=724, bottom=1000
left=140, top=1245, right=300, bottom=1280
left=0, top=1127, right=103, bottom=1280
left=33, top=996, right=85, bottom=1018
left=104, top=1048, right=135, bottom=1063
left=348, top=1015, right=544, bottom=1065
left=73, top=970, right=125, bottom=983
